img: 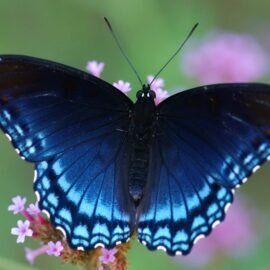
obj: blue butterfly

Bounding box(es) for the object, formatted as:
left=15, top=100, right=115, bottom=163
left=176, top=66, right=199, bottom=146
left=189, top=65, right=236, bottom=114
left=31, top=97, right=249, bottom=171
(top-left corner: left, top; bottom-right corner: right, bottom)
left=0, top=55, right=269, bottom=255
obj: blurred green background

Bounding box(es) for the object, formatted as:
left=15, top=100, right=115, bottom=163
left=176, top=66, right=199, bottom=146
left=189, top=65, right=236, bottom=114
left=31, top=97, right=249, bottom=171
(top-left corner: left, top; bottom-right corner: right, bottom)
left=0, top=1, right=270, bottom=269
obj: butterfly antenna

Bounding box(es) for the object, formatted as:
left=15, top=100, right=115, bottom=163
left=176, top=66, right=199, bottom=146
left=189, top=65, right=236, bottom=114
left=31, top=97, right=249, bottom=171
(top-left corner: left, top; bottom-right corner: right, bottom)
left=104, top=17, right=144, bottom=87
left=149, top=23, right=199, bottom=86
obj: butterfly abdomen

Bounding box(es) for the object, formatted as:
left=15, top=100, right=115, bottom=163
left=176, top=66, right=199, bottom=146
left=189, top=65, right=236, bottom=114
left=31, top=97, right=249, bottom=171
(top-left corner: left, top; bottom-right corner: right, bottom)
left=128, top=138, right=152, bottom=203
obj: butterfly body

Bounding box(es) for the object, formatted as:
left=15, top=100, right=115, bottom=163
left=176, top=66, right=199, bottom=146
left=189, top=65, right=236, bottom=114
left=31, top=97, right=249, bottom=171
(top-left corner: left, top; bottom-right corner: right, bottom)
left=1, top=55, right=270, bottom=255
left=128, top=85, right=156, bottom=202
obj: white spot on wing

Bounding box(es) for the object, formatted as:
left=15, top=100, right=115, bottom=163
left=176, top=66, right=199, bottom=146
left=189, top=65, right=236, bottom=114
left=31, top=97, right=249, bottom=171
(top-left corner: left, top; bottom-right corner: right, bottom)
left=193, top=234, right=205, bottom=244
left=77, top=246, right=85, bottom=251
left=35, top=191, right=40, bottom=202
left=225, top=203, right=231, bottom=213
left=56, top=226, right=67, bottom=239
left=94, top=243, right=105, bottom=248
left=252, top=165, right=260, bottom=173
left=33, top=170, right=38, bottom=183
left=242, top=177, right=248, bottom=184
left=212, top=220, right=220, bottom=229
left=141, top=240, right=147, bottom=246
left=116, top=241, right=122, bottom=245
left=157, top=245, right=167, bottom=252
left=175, top=251, right=182, bottom=256
left=42, top=209, right=51, bottom=219
left=5, top=133, right=12, bottom=141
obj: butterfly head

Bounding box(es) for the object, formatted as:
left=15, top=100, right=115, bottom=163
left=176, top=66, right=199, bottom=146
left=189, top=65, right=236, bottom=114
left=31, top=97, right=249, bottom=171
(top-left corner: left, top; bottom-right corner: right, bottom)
left=133, top=84, right=156, bottom=141
left=136, top=84, right=156, bottom=100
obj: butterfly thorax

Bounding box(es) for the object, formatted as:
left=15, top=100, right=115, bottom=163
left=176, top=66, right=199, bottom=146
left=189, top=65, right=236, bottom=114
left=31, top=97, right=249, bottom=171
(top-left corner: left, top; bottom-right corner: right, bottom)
left=128, top=85, right=156, bottom=204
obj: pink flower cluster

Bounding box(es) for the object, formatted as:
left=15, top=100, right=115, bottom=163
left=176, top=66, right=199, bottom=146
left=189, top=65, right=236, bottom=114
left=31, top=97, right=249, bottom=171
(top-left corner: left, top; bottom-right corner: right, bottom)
left=24, top=241, right=64, bottom=264
left=98, top=247, right=119, bottom=270
left=99, top=247, right=117, bottom=264
left=8, top=196, right=64, bottom=264
left=8, top=195, right=128, bottom=269
left=86, top=61, right=169, bottom=104
left=181, top=32, right=268, bottom=84
left=146, top=75, right=169, bottom=105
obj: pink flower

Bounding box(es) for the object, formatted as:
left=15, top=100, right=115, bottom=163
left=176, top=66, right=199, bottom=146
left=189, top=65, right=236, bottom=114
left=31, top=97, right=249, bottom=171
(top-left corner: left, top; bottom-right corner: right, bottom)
left=24, top=245, right=48, bottom=264
left=175, top=197, right=256, bottom=267
left=25, top=248, right=36, bottom=264
left=86, top=61, right=105, bottom=78
left=154, top=88, right=169, bottom=105
left=27, top=202, right=40, bottom=216
left=147, top=75, right=169, bottom=105
left=181, top=32, right=268, bottom=84
left=11, top=220, right=33, bottom=243
left=8, top=191, right=131, bottom=268
left=46, top=241, right=64, bottom=256
left=113, top=80, right=132, bottom=94
left=214, top=198, right=256, bottom=256
left=147, top=75, right=165, bottom=90
left=8, top=196, right=26, bottom=214
left=99, top=247, right=118, bottom=265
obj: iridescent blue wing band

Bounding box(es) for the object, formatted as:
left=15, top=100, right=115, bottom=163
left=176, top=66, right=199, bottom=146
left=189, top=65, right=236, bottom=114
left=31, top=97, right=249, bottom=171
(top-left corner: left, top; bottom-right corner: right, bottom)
left=0, top=55, right=135, bottom=250
left=137, top=83, right=270, bottom=255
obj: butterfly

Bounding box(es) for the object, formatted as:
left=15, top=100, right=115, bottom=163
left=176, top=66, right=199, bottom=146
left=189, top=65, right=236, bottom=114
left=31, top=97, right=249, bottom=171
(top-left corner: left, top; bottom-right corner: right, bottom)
left=0, top=54, right=270, bottom=256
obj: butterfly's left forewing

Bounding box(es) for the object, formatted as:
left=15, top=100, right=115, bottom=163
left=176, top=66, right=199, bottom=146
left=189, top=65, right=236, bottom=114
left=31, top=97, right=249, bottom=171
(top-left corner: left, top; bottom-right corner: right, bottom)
left=0, top=55, right=135, bottom=249
left=137, top=83, right=270, bottom=255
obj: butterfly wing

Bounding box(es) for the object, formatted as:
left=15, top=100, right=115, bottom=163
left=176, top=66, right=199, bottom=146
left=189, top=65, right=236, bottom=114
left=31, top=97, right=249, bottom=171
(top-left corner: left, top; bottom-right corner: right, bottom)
left=0, top=55, right=135, bottom=249
left=35, top=128, right=134, bottom=250
left=137, top=83, right=270, bottom=255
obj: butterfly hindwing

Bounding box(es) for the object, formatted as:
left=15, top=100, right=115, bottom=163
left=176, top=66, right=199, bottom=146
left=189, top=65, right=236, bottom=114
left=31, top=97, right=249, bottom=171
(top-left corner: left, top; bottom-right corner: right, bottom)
left=137, top=125, right=234, bottom=255
left=0, top=55, right=135, bottom=249
left=137, top=83, right=270, bottom=255
left=35, top=128, right=135, bottom=249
